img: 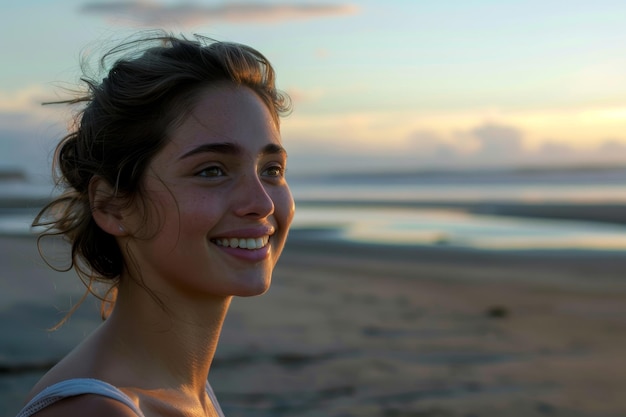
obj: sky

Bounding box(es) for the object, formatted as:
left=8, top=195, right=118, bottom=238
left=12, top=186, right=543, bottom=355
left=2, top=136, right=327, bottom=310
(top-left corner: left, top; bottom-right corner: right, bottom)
left=3, top=0, right=626, bottom=181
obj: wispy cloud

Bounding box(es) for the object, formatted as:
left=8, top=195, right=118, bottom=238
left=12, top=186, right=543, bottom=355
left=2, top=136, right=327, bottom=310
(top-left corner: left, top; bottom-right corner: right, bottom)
left=80, top=1, right=359, bottom=26
left=0, top=86, right=48, bottom=113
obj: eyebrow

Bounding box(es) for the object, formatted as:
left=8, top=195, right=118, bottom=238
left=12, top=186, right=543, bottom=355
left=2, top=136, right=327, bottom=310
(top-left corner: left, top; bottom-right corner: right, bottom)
left=178, top=142, right=287, bottom=160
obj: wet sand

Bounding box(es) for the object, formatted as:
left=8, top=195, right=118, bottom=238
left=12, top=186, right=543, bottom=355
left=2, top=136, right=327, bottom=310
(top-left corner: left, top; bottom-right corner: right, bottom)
left=2, top=233, right=626, bottom=416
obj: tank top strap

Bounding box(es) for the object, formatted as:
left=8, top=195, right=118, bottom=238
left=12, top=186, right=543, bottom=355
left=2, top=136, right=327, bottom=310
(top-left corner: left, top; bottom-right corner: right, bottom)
left=15, top=378, right=144, bottom=417
left=205, top=380, right=226, bottom=417
left=16, top=378, right=225, bottom=417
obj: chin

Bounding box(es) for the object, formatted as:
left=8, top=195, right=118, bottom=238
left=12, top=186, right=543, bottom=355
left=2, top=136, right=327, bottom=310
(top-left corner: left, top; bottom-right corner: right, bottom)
left=232, top=275, right=272, bottom=297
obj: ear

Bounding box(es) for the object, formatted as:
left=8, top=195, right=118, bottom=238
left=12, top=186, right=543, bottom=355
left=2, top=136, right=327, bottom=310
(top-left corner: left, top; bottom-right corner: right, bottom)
left=89, top=176, right=127, bottom=237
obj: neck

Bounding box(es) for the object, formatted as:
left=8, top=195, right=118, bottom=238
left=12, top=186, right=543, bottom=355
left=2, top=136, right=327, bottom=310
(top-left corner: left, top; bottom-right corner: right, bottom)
left=101, top=278, right=232, bottom=395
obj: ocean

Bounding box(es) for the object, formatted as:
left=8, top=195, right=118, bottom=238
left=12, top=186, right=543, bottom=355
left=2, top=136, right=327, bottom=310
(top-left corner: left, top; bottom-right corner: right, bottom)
left=2, top=166, right=626, bottom=251
left=289, top=167, right=626, bottom=251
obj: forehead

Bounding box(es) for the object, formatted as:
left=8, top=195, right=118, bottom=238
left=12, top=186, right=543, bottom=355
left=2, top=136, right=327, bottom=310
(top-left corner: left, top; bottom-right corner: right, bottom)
left=165, top=84, right=281, bottom=157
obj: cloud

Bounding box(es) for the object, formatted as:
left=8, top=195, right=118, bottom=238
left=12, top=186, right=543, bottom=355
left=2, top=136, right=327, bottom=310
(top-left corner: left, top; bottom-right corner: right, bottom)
left=536, top=140, right=576, bottom=154
left=405, top=123, right=526, bottom=164
left=384, top=121, right=626, bottom=172
left=407, top=130, right=460, bottom=159
left=0, top=86, right=67, bottom=179
left=599, top=139, right=626, bottom=153
left=80, top=1, right=359, bottom=27
left=285, top=87, right=326, bottom=105
left=314, top=48, right=330, bottom=59
left=0, top=86, right=48, bottom=113
left=469, top=123, right=524, bottom=155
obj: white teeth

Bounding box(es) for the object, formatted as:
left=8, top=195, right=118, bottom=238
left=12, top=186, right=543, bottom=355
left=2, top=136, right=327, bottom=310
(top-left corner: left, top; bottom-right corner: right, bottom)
left=214, top=236, right=270, bottom=250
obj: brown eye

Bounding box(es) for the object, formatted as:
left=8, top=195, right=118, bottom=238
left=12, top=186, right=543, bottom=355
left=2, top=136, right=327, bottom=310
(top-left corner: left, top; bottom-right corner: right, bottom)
left=263, top=165, right=284, bottom=177
left=196, top=166, right=225, bottom=177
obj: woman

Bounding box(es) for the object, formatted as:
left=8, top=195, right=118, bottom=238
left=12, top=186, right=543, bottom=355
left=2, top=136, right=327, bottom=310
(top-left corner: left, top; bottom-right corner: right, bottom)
left=17, top=32, right=294, bottom=417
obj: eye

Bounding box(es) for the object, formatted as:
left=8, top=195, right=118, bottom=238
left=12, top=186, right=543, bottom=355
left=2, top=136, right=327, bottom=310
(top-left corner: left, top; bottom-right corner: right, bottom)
left=196, top=166, right=225, bottom=178
left=262, top=165, right=285, bottom=178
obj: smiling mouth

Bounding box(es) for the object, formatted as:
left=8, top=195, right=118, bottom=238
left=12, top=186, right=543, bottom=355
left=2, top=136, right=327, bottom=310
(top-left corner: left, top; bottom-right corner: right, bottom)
left=211, top=236, right=270, bottom=250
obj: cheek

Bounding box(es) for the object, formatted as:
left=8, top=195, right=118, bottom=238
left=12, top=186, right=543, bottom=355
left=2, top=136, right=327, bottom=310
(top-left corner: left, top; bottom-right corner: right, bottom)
left=132, top=187, right=198, bottom=241
left=178, top=194, right=223, bottom=231
left=274, top=186, right=295, bottom=227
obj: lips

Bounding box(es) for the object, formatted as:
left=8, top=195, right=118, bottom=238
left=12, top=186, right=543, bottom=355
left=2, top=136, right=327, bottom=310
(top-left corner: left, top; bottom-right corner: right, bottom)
left=212, top=236, right=270, bottom=250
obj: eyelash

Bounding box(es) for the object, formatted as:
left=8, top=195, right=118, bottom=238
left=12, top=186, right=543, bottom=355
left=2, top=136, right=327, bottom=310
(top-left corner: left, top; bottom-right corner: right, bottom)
left=195, top=166, right=225, bottom=178
left=263, top=165, right=285, bottom=178
left=194, top=164, right=286, bottom=179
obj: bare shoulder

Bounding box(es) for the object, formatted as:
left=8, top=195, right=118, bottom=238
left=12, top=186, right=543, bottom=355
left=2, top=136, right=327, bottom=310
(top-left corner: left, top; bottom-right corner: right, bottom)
left=30, top=394, right=139, bottom=417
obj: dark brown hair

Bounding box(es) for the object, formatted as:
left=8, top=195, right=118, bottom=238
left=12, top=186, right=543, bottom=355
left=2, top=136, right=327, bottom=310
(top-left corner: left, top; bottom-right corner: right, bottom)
left=34, top=32, right=291, bottom=324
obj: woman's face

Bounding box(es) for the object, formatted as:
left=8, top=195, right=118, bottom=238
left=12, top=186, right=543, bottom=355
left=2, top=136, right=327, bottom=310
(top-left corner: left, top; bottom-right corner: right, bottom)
left=122, top=84, right=294, bottom=298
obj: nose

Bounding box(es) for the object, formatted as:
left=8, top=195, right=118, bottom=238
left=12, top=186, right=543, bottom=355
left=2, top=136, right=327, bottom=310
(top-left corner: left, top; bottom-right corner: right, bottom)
left=233, top=173, right=275, bottom=219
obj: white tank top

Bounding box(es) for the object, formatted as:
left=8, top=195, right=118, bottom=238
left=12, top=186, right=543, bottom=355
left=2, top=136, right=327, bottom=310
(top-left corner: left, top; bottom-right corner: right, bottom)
left=15, top=378, right=225, bottom=417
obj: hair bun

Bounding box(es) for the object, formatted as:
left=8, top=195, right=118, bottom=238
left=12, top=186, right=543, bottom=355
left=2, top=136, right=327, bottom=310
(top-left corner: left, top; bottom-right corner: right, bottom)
left=58, top=136, right=89, bottom=193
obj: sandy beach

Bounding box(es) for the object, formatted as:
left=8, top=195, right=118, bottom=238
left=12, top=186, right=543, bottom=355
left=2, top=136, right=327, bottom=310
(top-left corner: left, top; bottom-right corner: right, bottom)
left=2, top=232, right=626, bottom=417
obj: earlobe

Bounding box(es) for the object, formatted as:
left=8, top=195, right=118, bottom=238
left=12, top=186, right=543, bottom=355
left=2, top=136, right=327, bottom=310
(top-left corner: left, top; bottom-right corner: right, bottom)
left=89, top=176, right=126, bottom=236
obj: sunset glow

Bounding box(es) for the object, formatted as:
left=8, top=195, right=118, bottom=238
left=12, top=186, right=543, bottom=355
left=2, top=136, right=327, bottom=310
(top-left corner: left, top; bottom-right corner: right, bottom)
left=3, top=1, right=626, bottom=177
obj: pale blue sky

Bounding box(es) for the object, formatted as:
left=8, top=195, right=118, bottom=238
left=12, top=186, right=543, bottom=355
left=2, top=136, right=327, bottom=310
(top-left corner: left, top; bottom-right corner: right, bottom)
left=3, top=0, right=626, bottom=178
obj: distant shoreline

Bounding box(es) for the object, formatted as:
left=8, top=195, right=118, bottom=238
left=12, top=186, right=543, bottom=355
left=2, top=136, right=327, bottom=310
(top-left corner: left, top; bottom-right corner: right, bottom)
left=3, top=195, right=626, bottom=227
left=0, top=198, right=49, bottom=211
left=296, top=199, right=626, bottom=226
